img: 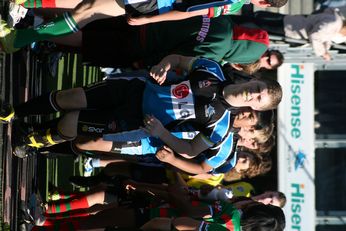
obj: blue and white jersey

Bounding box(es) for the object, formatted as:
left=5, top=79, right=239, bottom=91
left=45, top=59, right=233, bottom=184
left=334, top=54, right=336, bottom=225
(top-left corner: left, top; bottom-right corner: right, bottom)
left=203, top=131, right=236, bottom=169
left=118, top=123, right=200, bottom=155
left=142, top=58, right=233, bottom=146
left=117, top=121, right=238, bottom=171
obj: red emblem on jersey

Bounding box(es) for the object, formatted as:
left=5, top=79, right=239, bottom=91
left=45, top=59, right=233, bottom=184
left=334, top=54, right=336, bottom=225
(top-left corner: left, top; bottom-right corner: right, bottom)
left=172, top=84, right=190, bottom=99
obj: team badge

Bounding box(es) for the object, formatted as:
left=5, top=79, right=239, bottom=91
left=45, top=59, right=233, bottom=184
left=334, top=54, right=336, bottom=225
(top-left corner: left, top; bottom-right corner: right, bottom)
left=205, top=104, right=215, bottom=117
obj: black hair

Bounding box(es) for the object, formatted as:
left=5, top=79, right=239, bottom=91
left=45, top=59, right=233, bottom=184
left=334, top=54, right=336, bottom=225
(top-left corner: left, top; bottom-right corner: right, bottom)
left=241, top=203, right=286, bottom=231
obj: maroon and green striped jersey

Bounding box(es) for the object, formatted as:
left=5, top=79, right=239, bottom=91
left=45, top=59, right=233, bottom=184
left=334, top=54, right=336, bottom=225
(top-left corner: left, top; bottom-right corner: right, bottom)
left=149, top=200, right=241, bottom=230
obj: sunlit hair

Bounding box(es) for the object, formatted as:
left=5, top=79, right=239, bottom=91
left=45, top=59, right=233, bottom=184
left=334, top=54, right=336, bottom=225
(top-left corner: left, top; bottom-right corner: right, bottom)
left=267, top=0, right=288, bottom=7
left=237, top=151, right=272, bottom=178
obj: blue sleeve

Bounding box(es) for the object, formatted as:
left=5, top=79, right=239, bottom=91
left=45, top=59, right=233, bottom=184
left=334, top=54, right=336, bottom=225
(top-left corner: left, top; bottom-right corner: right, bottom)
left=191, top=58, right=225, bottom=81
left=207, top=111, right=232, bottom=144
left=204, top=133, right=235, bottom=168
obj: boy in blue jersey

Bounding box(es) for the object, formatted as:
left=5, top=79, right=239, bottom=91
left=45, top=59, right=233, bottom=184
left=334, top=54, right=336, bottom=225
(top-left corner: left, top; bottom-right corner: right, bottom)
left=2, top=55, right=282, bottom=159
left=70, top=108, right=272, bottom=175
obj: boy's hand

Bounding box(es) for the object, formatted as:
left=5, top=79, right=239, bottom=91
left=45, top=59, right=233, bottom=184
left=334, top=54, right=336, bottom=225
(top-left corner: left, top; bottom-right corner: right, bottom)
left=142, top=114, right=165, bottom=137
left=156, top=145, right=175, bottom=163
left=150, top=63, right=171, bottom=85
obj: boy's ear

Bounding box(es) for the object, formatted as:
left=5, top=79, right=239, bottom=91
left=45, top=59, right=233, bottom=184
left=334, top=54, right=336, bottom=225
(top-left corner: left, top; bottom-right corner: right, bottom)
left=230, top=63, right=243, bottom=71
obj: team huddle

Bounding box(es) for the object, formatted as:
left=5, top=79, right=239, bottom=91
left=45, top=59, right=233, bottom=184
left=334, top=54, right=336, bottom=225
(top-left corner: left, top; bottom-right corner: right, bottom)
left=3, top=0, right=335, bottom=230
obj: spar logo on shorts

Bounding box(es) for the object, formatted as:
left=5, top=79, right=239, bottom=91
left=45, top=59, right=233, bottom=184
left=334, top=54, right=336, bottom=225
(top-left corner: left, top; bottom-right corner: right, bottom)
left=172, top=83, right=190, bottom=99
left=81, top=125, right=104, bottom=134
left=171, top=81, right=196, bottom=120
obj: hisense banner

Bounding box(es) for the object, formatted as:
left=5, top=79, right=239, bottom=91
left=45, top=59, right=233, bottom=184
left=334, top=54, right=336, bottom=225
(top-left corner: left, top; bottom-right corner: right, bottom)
left=277, top=63, right=316, bottom=231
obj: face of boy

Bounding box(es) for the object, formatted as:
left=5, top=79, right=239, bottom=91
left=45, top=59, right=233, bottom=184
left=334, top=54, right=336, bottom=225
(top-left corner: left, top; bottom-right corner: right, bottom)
left=256, top=192, right=281, bottom=207
left=235, top=155, right=251, bottom=173
left=234, top=110, right=259, bottom=129
left=232, top=81, right=271, bottom=111
left=237, top=135, right=259, bottom=150
left=238, top=127, right=256, bottom=140
left=260, top=51, right=280, bottom=70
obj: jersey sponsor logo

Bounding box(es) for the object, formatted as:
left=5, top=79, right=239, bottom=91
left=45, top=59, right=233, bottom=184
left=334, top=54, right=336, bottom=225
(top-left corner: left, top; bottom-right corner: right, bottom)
left=172, top=83, right=190, bottom=99
left=198, top=80, right=212, bottom=88
left=171, top=81, right=196, bottom=120
left=81, top=125, right=104, bottom=134
left=205, top=104, right=215, bottom=117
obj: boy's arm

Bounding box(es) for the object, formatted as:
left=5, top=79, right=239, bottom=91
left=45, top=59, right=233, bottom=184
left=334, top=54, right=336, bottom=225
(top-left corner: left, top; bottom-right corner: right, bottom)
left=127, top=9, right=208, bottom=26
left=158, top=129, right=210, bottom=158
left=156, top=146, right=213, bottom=174
left=150, top=55, right=196, bottom=85
left=143, top=115, right=210, bottom=157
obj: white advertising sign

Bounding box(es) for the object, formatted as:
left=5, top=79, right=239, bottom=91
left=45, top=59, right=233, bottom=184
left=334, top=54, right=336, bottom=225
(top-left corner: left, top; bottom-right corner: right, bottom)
left=277, top=63, right=316, bottom=231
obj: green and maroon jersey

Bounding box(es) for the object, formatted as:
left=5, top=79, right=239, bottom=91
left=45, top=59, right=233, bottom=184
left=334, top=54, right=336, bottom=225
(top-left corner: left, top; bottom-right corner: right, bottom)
left=149, top=201, right=241, bottom=230
left=201, top=200, right=241, bottom=230
left=141, top=15, right=269, bottom=65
